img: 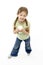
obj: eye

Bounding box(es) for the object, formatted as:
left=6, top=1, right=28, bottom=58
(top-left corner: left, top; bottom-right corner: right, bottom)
left=20, top=14, right=22, bottom=16
left=24, top=15, right=26, bottom=17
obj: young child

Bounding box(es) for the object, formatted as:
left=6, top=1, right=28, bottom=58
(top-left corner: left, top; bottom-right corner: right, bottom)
left=9, top=7, right=32, bottom=58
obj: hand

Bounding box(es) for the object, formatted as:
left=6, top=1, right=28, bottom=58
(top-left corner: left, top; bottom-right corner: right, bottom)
left=16, top=29, right=20, bottom=33
left=13, top=29, right=20, bottom=34
left=20, top=29, right=29, bottom=35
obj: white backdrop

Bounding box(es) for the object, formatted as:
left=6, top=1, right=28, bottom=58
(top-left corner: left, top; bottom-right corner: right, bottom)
left=0, top=0, right=43, bottom=65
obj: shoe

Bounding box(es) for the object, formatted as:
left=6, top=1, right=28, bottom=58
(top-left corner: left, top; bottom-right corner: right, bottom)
left=27, top=53, right=30, bottom=56
left=8, top=56, right=12, bottom=59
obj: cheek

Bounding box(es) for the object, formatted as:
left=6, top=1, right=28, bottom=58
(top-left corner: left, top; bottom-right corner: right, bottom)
left=23, top=17, right=26, bottom=20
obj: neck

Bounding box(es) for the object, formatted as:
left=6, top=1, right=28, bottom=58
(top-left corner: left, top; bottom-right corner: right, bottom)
left=18, top=19, right=24, bottom=23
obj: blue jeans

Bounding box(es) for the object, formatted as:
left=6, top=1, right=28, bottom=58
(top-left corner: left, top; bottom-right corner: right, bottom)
left=10, top=37, right=32, bottom=56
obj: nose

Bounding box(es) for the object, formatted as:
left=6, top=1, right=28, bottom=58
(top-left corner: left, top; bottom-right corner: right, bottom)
left=21, top=16, right=24, bottom=19
left=21, top=17, right=24, bottom=20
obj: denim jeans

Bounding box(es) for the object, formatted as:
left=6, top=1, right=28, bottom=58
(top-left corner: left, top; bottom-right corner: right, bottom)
left=10, top=37, right=32, bottom=56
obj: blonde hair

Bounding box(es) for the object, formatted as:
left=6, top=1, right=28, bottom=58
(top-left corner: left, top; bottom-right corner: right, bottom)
left=17, top=7, right=28, bottom=15
left=14, top=7, right=29, bottom=32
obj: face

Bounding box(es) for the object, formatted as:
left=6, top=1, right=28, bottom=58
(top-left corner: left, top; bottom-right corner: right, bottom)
left=17, top=11, right=27, bottom=22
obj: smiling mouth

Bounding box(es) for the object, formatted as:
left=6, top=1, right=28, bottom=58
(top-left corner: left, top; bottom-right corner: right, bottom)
left=21, top=18, right=24, bottom=20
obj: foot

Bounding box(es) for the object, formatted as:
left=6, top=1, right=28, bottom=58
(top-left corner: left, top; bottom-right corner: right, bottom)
left=8, top=55, right=18, bottom=59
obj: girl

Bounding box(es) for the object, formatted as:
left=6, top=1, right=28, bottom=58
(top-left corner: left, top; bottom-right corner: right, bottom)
left=9, top=7, right=32, bottom=58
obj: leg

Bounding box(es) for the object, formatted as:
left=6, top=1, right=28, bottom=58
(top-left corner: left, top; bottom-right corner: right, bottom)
left=10, top=38, right=22, bottom=56
left=24, top=37, right=32, bottom=54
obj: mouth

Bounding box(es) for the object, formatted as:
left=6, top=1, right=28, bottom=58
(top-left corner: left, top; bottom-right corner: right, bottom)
left=20, top=18, right=24, bottom=21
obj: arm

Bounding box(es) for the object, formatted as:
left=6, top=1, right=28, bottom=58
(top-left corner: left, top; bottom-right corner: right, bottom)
left=13, top=26, right=21, bottom=34
left=20, top=25, right=30, bottom=35
left=21, top=28, right=30, bottom=35
left=13, top=29, right=18, bottom=34
left=24, top=22, right=30, bottom=35
left=13, top=25, right=19, bottom=34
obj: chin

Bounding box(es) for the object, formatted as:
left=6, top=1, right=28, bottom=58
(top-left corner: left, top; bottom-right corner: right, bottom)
left=21, top=20, right=24, bottom=22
